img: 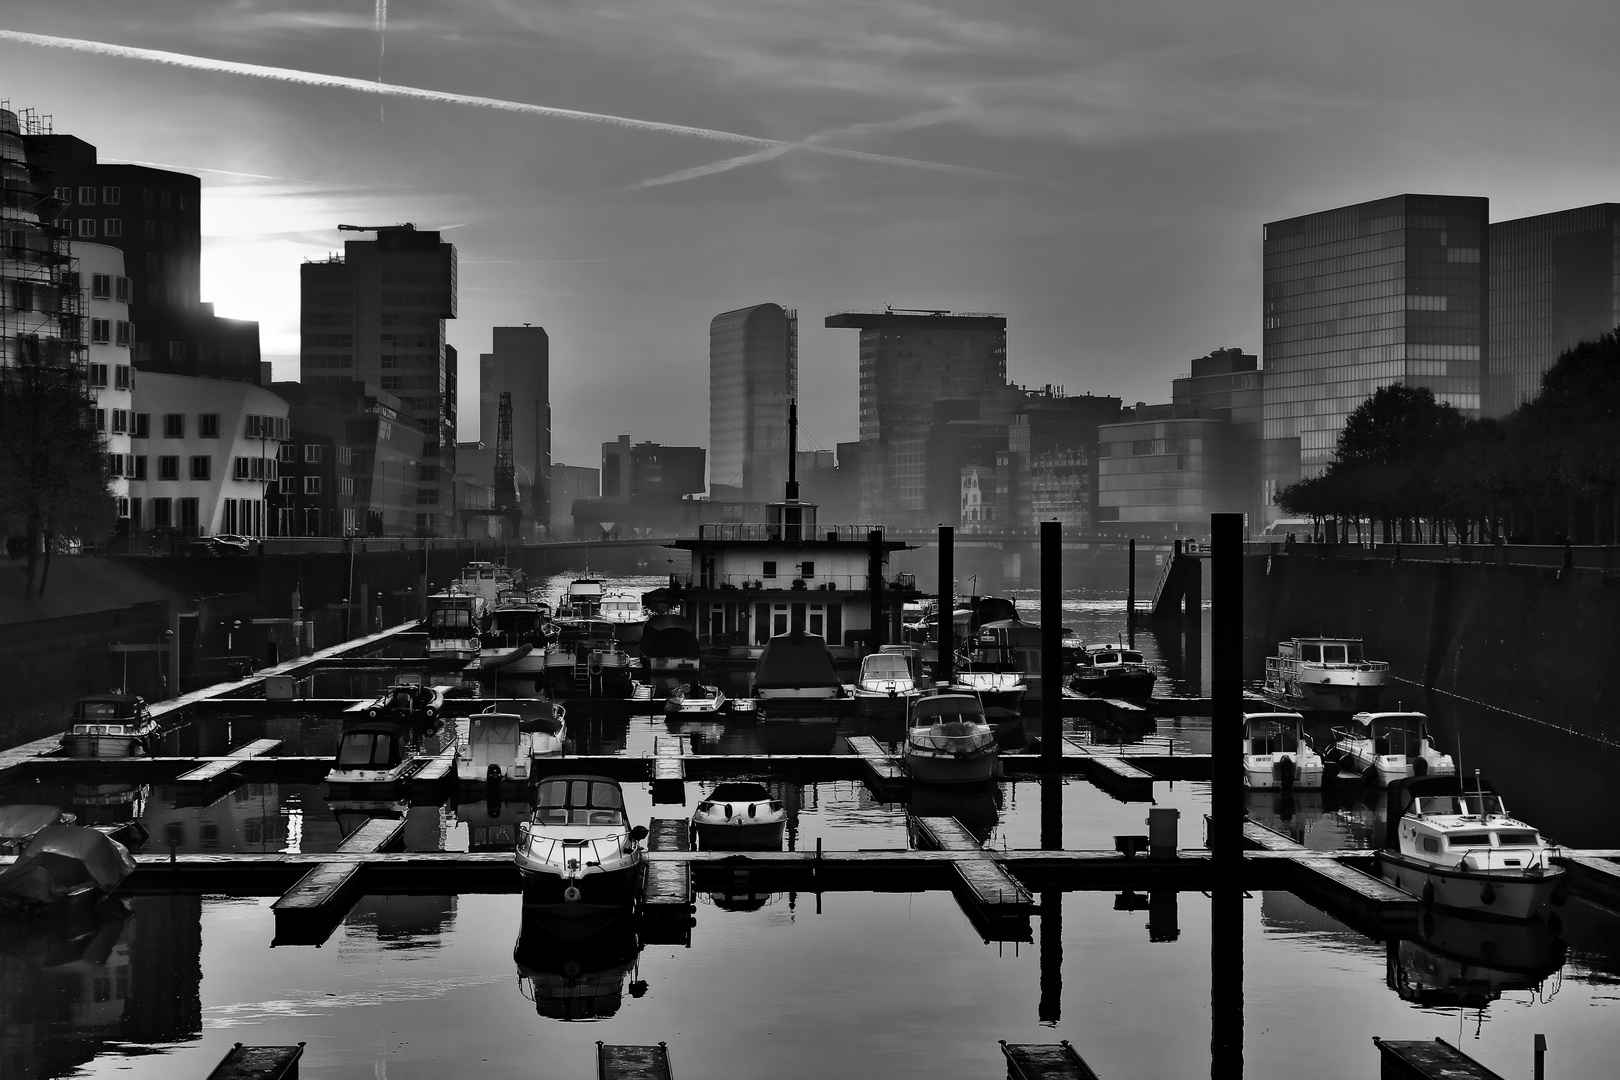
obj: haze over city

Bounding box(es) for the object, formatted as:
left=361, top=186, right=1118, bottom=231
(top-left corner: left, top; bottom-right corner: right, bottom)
left=4, top=0, right=1620, bottom=463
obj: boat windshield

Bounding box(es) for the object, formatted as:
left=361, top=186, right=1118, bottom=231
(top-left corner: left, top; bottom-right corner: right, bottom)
left=337, top=731, right=397, bottom=767
left=862, top=655, right=912, bottom=679
left=430, top=609, right=475, bottom=633
left=534, top=779, right=627, bottom=826
left=1091, top=651, right=1121, bottom=666
left=1371, top=717, right=1422, bottom=755
left=75, top=700, right=135, bottom=720
left=1245, top=719, right=1300, bottom=754
left=493, top=610, right=541, bottom=632
left=1120, top=651, right=1145, bottom=665
left=1414, top=792, right=1506, bottom=816
left=1495, top=829, right=1539, bottom=846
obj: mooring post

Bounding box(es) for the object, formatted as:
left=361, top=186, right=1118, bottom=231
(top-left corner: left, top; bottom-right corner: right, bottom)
left=1041, top=520, right=1062, bottom=766
left=1210, top=511, right=1244, bottom=1079
left=1127, top=538, right=1137, bottom=632
left=938, top=526, right=954, bottom=687
left=868, top=529, right=887, bottom=650
left=1039, top=889, right=1063, bottom=1023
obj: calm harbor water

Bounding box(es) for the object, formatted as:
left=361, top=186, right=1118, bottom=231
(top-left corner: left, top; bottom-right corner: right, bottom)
left=3, top=576, right=1616, bottom=1079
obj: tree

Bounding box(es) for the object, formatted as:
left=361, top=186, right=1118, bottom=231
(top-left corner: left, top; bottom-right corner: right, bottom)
left=0, top=359, right=116, bottom=597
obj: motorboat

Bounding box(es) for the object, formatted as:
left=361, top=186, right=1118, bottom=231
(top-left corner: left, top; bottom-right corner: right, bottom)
left=903, top=690, right=999, bottom=785
left=558, top=577, right=605, bottom=619
left=480, top=598, right=551, bottom=673
left=852, top=649, right=926, bottom=720
left=60, top=694, right=158, bottom=758
left=1241, top=710, right=1325, bottom=790
left=1377, top=775, right=1568, bottom=921
left=515, top=775, right=648, bottom=913
left=1386, top=908, right=1566, bottom=1009
left=691, top=782, right=786, bottom=850
left=665, top=683, right=728, bottom=715
left=1263, top=636, right=1387, bottom=713
left=456, top=560, right=522, bottom=603
left=0, top=805, right=78, bottom=855
left=752, top=629, right=847, bottom=706
left=599, top=591, right=645, bottom=626
left=0, top=825, right=136, bottom=912
left=543, top=619, right=637, bottom=698
left=961, top=606, right=1041, bottom=707
left=426, top=597, right=483, bottom=662
left=361, top=681, right=445, bottom=723
left=1326, top=711, right=1455, bottom=786
left=640, top=613, right=701, bottom=677
left=1067, top=644, right=1156, bottom=703
left=327, top=719, right=421, bottom=793
left=514, top=906, right=645, bottom=1020
left=454, top=704, right=567, bottom=786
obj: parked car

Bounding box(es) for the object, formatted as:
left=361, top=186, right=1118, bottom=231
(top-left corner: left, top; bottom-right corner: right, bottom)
left=212, top=534, right=252, bottom=554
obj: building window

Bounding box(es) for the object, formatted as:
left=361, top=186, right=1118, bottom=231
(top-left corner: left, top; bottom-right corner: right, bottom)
left=304, top=444, right=322, bottom=463
left=279, top=475, right=296, bottom=494
left=278, top=507, right=297, bottom=534
left=163, top=413, right=184, bottom=438
left=88, top=362, right=108, bottom=386
left=339, top=477, right=354, bottom=497
left=111, top=409, right=128, bottom=434
left=199, top=413, right=220, bottom=438
left=133, top=456, right=147, bottom=480
left=158, top=455, right=179, bottom=481
left=168, top=341, right=185, bottom=362
left=115, top=322, right=132, bottom=347
left=132, top=413, right=150, bottom=439
left=144, top=220, right=156, bottom=241
left=108, top=453, right=124, bottom=477
left=763, top=561, right=777, bottom=579
left=103, top=219, right=123, bottom=238
left=77, top=186, right=96, bottom=205
left=54, top=186, right=72, bottom=203
left=304, top=476, right=322, bottom=495
left=304, top=508, right=322, bottom=535
left=115, top=277, right=130, bottom=302
left=277, top=444, right=296, bottom=463
left=234, top=457, right=251, bottom=480
left=115, top=496, right=129, bottom=518
left=102, top=186, right=121, bottom=205
left=90, top=320, right=111, bottom=345
left=91, top=274, right=112, bottom=299
left=147, top=283, right=159, bottom=303
left=178, top=498, right=199, bottom=532
left=800, top=561, right=815, bottom=578
left=336, top=446, right=351, bottom=466
left=78, top=219, right=96, bottom=238
left=93, top=408, right=106, bottom=432
left=190, top=455, right=211, bottom=481
left=151, top=498, right=172, bottom=528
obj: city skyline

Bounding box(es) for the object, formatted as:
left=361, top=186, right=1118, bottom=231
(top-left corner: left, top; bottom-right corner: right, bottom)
left=5, top=3, right=1620, bottom=468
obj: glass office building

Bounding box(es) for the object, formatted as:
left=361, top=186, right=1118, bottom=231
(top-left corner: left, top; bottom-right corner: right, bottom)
left=1262, top=194, right=1488, bottom=501
left=1488, top=203, right=1620, bottom=418
left=709, top=303, right=797, bottom=502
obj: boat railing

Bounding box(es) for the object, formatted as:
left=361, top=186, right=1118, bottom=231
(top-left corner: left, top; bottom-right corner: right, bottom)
left=697, top=522, right=886, bottom=543
left=1271, top=657, right=1388, bottom=673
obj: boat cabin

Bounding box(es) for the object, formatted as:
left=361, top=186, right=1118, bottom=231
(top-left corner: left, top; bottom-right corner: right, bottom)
left=1079, top=645, right=1148, bottom=669
left=68, top=694, right=154, bottom=734
left=457, top=561, right=519, bottom=602
left=532, top=776, right=628, bottom=826
left=1243, top=713, right=1304, bottom=756
left=972, top=619, right=1044, bottom=674
left=859, top=651, right=917, bottom=682
left=332, top=721, right=410, bottom=774
left=1349, top=711, right=1427, bottom=755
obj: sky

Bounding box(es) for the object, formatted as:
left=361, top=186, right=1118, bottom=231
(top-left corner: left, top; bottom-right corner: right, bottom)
left=5, top=1, right=1620, bottom=466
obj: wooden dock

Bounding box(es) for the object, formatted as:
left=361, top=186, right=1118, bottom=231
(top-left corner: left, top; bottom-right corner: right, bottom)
left=271, top=816, right=408, bottom=946
left=845, top=735, right=910, bottom=799
left=1000, top=1041, right=1102, bottom=1080
left=1243, top=820, right=1417, bottom=936
left=1373, top=1037, right=1506, bottom=1080
left=598, top=1043, right=672, bottom=1080
left=175, top=739, right=282, bottom=804
left=643, top=817, right=695, bottom=945
left=1557, top=853, right=1620, bottom=908
left=406, top=747, right=459, bottom=801
left=913, top=816, right=1034, bottom=940
left=204, top=1043, right=306, bottom=1080
left=1062, top=738, right=1155, bottom=802
left=652, top=735, right=690, bottom=803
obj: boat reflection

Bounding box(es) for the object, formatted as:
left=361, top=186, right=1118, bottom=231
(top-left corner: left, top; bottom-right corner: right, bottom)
left=703, top=889, right=785, bottom=913
left=1386, top=908, right=1566, bottom=1009
left=513, top=907, right=646, bottom=1021
left=454, top=796, right=529, bottom=852
left=907, top=781, right=1000, bottom=843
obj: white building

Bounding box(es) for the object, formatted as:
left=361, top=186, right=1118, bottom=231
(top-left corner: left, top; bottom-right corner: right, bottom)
left=72, top=243, right=135, bottom=519
left=128, top=371, right=289, bottom=538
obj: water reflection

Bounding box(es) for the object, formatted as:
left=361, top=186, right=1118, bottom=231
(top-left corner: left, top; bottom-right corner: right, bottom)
left=513, top=908, right=646, bottom=1021
left=1385, top=909, right=1565, bottom=1009
left=908, top=781, right=1000, bottom=843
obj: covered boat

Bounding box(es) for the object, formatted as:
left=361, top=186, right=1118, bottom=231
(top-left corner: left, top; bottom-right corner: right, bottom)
left=904, top=691, right=999, bottom=785
left=0, top=825, right=136, bottom=911
left=0, top=805, right=78, bottom=856
left=60, top=694, right=157, bottom=758
left=640, top=613, right=702, bottom=676
left=327, top=719, right=418, bottom=792
left=455, top=704, right=566, bottom=786
left=480, top=599, right=551, bottom=673
left=427, top=603, right=482, bottom=662
left=752, top=630, right=844, bottom=701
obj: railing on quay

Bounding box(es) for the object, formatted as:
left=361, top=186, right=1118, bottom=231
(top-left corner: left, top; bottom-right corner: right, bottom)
left=1249, top=539, right=1620, bottom=571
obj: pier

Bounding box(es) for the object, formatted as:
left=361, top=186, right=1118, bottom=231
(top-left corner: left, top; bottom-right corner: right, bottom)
left=174, top=738, right=281, bottom=804
left=643, top=817, right=695, bottom=945
left=271, top=816, right=408, bottom=946
left=597, top=1043, right=673, bottom=1080
left=999, top=1042, right=1102, bottom=1080
left=913, top=816, right=1034, bottom=940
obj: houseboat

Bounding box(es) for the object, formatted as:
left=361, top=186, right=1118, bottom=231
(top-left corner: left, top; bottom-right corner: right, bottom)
left=1263, top=636, right=1388, bottom=713
left=60, top=694, right=158, bottom=758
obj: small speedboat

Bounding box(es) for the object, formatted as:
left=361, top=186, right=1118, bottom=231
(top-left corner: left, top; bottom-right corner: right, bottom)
left=903, top=691, right=999, bottom=785
left=60, top=694, right=157, bottom=758
left=691, top=782, right=785, bottom=849
left=852, top=650, right=926, bottom=719
left=515, top=775, right=648, bottom=914
left=362, top=682, right=445, bottom=723
left=665, top=684, right=728, bottom=715
left=1377, top=775, right=1568, bottom=921
left=1241, top=710, right=1324, bottom=790
left=328, top=719, right=420, bottom=791
left=455, top=704, right=567, bottom=786
left=1326, top=711, right=1454, bottom=786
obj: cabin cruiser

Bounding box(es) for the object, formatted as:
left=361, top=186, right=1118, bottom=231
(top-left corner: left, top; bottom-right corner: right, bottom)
left=1378, top=775, right=1567, bottom=921
left=0, top=825, right=136, bottom=911
left=599, top=591, right=645, bottom=626
left=1263, top=636, right=1387, bottom=713
left=852, top=649, right=926, bottom=719
left=665, top=683, right=728, bottom=715
left=959, top=619, right=1036, bottom=711
left=1241, top=710, right=1325, bottom=790
left=455, top=703, right=567, bottom=786
left=480, top=597, right=551, bottom=673
left=1326, top=711, right=1455, bottom=786
left=640, top=613, right=702, bottom=677
left=904, top=690, right=999, bottom=785
left=543, top=619, right=636, bottom=698
left=426, top=595, right=484, bottom=662
left=327, top=719, right=423, bottom=793
left=60, top=694, right=158, bottom=758
left=691, top=782, right=786, bottom=849
left=1067, top=644, right=1156, bottom=702
left=362, top=681, right=445, bottom=723
left=515, top=775, right=648, bottom=913
left=558, top=577, right=605, bottom=619
left=456, top=560, right=522, bottom=603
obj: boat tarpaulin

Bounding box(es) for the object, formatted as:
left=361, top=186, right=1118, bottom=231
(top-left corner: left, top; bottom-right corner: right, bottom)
left=0, top=825, right=136, bottom=908
left=641, top=614, right=700, bottom=659
left=753, top=632, right=839, bottom=691
left=0, top=805, right=67, bottom=846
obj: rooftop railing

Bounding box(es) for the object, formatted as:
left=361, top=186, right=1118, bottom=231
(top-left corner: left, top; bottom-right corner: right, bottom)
left=696, top=522, right=886, bottom=542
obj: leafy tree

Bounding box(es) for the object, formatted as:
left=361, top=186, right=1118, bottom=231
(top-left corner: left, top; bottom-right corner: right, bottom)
left=0, top=359, right=116, bottom=597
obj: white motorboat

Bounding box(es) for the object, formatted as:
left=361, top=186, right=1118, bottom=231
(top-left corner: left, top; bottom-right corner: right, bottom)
left=1241, top=709, right=1325, bottom=790
left=1263, top=636, right=1387, bottom=713
left=665, top=684, right=728, bottom=715
left=361, top=681, right=445, bottom=723
left=558, top=577, right=605, bottom=619
left=455, top=704, right=568, bottom=785
left=903, top=690, right=999, bottom=785
left=455, top=560, right=522, bottom=603
left=426, top=594, right=484, bottom=662
left=60, top=694, right=158, bottom=758
left=1327, top=711, right=1455, bottom=786
left=327, top=719, right=422, bottom=792
left=1378, top=775, right=1568, bottom=921
left=599, top=591, right=645, bottom=625
left=515, top=775, right=648, bottom=913
left=852, top=649, right=925, bottom=719
left=691, top=782, right=786, bottom=849
left=480, top=599, right=551, bottom=674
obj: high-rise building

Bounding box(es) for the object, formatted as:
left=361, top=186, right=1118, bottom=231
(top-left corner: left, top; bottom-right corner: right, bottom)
left=1262, top=194, right=1488, bottom=509
left=824, top=308, right=1007, bottom=525
left=1488, top=203, right=1620, bottom=418
left=479, top=326, right=550, bottom=532
left=300, top=224, right=457, bottom=535
left=1, top=106, right=81, bottom=372
left=709, top=303, right=797, bottom=502
left=21, top=132, right=261, bottom=383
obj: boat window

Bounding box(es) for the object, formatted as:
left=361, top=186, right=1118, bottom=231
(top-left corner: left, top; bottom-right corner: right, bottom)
left=1447, top=831, right=1492, bottom=847
left=1121, top=652, right=1144, bottom=664
left=1345, top=643, right=1364, bottom=662
left=1495, top=830, right=1539, bottom=847
left=864, top=655, right=911, bottom=677
left=1460, top=794, right=1504, bottom=816
left=77, top=701, right=129, bottom=719
left=1301, top=644, right=1322, bottom=663
left=1416, top=796, right=1461, bottom=815
left=1321, top=645, right=1346, bottom=663
left=1421, top=837, right=1441, bottom=853
left=430, top=610, right=474, bottom=633
left=337, top=732, right=394, bottom=767
left=1094, top=652, right=1119, bottom=665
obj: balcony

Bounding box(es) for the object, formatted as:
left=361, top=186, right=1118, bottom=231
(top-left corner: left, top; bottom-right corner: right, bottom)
left=672, top=571, right=917, bottom=593
left=695, top=522, right=885, bottom=543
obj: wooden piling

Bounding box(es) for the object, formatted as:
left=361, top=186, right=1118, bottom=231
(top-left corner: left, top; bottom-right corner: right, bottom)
left=1041, top=520, right=1063, bottom=767
left=938, top=525, right=954, bottom=687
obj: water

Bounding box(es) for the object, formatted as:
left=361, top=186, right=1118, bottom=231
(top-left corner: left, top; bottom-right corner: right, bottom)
left=4, top=576, right=1617, bottom=1078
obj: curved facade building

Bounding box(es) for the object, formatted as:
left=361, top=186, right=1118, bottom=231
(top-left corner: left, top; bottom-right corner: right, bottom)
left=709, top=303, right=796, bottom=502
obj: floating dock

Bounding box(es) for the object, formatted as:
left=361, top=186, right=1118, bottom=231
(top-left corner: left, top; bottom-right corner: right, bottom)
left=1243, top=820, right=1417, bottom=936
left=1000, top=1041, right=1102, bottom=1080
left=651, top=735, right=690, bottom=803
left=271, top=816, right=407, bottom=946
left=913, top=816, right=1034, bottom=940
left=845, top=735, right=909, bottom=799
left=175, top=739, right=282, bottom=804
left=1373, top=1037, right=1506, bottom=1080
left=204, top=1043, right=306, bottom=1080
left=598, top=1043, right=672, bottom=1080
left=643, top=817, right=695, bottom=945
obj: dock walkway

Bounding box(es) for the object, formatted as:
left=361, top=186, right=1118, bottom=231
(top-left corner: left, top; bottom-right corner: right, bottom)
left=175, top=739, right=282, bottom=804
left=598, top=1043, right=672, bottom=1080
left=845, top=735, right=909, bottom=799
left=643, top=817, right=694, bottom=945
left=652, top=735, right=690, bottom=803
left=1373, top=1037, right=1506, bottom=1080
left=1242, top=820, right=1416, bottom=935
left=271, top=816, right=407, bottom=946
left=1000, top=1041, right=1102, bottom=1080
left=913, top=816, right=1034, bottom=940
left=1062, top=738, right=1154, bottom=802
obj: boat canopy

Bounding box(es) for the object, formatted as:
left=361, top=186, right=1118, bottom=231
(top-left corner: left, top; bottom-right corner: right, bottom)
left=753, top=631, right=840, bottom=690
left=705, top=781, right=773, bottom=802
left=860, top=653, right=914, bottom=679
left=642, top=613, right=701, bottom=658
left=975, top=619, right=1040, bottom=647
left=1287, top=639, right=1366, bottom=664
left=970, top=596, right=1019, bottom=626
left=1243, top=715, right=1302, bottom=754
left=1385, top=775, right=1506, bottom=849
left=1084, top=648, right=1146, bottom=666
left=912, top=693, right=988, bottom=722
left=334, top=722, right=408, bottom=769
left=73, top=695, right=146, bottom=720
left=533, top=776, right=627, bottom=826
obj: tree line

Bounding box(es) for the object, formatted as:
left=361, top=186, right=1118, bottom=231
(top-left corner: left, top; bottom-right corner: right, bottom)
left=1279, top=331, right=1620, bottom=544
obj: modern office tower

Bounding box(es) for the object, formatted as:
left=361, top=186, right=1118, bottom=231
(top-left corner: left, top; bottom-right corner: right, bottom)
left=75, top=243, right=136, bottom=530
left=479, top=325, right=551, bottom=531
left=275, top=380, right=423, bottom=536
left=300, top=224, right=457, bottom=535
left=0, top=106, right=80, bottom=371
left=1261, top=194, right=1488, bottom=508
left=1488, top=203, right=1620, bottom=417
left=21, top=131, right=261, bottom=382
left=709, top=303, right=797, bottom=501
left=824, top=309, right=1007, bottom=526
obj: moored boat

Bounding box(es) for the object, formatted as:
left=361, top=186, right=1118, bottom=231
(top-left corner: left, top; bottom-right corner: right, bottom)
left=456, top=560, right=522, bottom=603
left=60, top=694, right=158, bottom=758
left=0, top=825, right=136, bottom=912
left=1263, top=636, right=1387, bottom=713
left=1067, top=644, right=1156, bottom=702
left=454, top=704, right=567, bottom=786
left=479, top=597, right=551, bottom=673
left=640, top=613, right=702, bottom=677
left=1326, top=710, right=1455, bottom=786
left=543, top=618, right=637, bottom=698
left=361, top=681, right=445, bottom=723
left=327, top=718, right=421, bottom=793
left=852, top=648, right=926, bottom=720
left=515, top=775, right=648, bottom=914
left=1377, top=775, right=1567, bottom=921
left=752, top=629, right=848, bottom=715
left=426, top=594, right=484, bottom=662
left=691, top=781, right=786, bottom=850
left=1241, top=709, right=1324, bottom=790
left=558, top=577, right=605, bottom=619
left=903, top=690, right=999, bottom=785
left=665, top=683, right=728, bottom=715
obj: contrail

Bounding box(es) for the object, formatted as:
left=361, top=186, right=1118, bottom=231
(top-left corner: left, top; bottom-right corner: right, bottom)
left=0, top=29, right=1006, bottom=181
left=375, top=0, right=386, bottom=122
left=624, top=144, right=795, bottom=191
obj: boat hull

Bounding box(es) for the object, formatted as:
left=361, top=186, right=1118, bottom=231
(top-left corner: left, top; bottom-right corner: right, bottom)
left=1377, top=851, right=1567, bottom=921
left=694, top=821, right=785, bottom=850
left=1242, top=754, right=1324, bottom=791
left=59, top=733, right=151, bottom=758
left=852, top=688, right=916, bottom=720
left=481, top=646, right=545, bottom=674
left=518, top=862, right=644, bottom=915
left=1068, top=669, right=1155, bottom=702
left=903, top=750, right=999, bottom=785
